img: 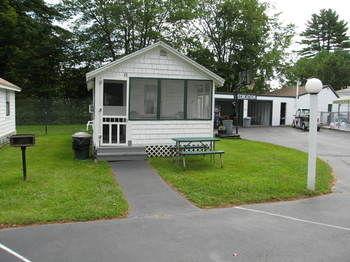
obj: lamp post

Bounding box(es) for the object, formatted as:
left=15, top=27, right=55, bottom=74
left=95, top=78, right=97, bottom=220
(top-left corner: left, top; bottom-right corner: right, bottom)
left=231, top=70, right=253, bottom=138
left=233, top=83, right=241, bottom=138
left=305, top=78, right=323, bottom=191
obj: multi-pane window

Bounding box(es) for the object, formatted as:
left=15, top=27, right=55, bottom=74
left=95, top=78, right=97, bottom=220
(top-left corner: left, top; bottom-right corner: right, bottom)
left=129, top=78, right=212, bottom=120
left=5, top=91, right=10, bottom=116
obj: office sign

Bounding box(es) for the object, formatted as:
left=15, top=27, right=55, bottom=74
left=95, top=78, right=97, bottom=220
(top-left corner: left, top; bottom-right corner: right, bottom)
left=237, top=94, right=257, bottom=100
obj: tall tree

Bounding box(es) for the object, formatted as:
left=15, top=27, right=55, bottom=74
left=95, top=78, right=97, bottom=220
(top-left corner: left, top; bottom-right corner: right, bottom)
left=59, top=0, right=199, bottom=66
left=286, top=51, right=350, bottom=90
left=0, top=0, right=74, bottom=97
left=300, top=9, right=349, bottom=57
left=187, top=0, right=294, bottom=93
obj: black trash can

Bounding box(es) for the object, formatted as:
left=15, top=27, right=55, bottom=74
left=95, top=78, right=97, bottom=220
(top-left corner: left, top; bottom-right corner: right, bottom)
left=72, top=132, right=92, bottom=160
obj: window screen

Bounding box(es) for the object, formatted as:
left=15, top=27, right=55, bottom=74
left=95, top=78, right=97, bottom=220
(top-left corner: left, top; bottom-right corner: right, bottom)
left=160, top=79, right=184, bottom=119
left=187, top=80, right=212, bottom=119
left=103, top=81, right=125, bottom=106
left=130, top=78, right=158, bottom=119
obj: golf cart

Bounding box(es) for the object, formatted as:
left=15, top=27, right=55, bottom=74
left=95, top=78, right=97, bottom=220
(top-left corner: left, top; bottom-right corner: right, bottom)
left=292, top=109, right=320, bottom=131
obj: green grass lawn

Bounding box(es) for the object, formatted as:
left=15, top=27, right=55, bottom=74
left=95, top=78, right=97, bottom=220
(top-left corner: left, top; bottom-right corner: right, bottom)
left=0, top=125, right=128, bottom=227
left=150, top=139, right=333, bottom=208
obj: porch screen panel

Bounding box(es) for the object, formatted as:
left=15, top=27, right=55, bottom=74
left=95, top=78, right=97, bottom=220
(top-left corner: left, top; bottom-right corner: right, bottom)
left=160, top=79, right=184, bottom=119
left=187, top=80, right=212, bottom=120
left=130, top=78, right=158, bottom=120
left=102, top=124, right=109, bottom=143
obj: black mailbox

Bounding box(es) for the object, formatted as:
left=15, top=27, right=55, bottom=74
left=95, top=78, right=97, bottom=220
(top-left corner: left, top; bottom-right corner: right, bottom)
left=10, top=134, right=35, bottom=147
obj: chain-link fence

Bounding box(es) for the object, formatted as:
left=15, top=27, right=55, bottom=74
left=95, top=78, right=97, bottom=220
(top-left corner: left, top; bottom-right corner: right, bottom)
left=320, top=111, right=350, bottom=131
left=16, top=97, right=92, bottom=125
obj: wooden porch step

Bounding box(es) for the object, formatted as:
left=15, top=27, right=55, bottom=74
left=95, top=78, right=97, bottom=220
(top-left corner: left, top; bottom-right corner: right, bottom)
left=95, top=146, right=146, bottom=161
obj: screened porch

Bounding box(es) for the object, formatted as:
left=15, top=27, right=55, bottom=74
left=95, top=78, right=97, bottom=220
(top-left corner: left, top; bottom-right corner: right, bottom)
left=129, top=78, right=213, bottom=120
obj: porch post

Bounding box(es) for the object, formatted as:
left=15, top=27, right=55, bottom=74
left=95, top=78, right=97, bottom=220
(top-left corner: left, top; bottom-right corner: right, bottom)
left=243, top=99, right=248, bottom=118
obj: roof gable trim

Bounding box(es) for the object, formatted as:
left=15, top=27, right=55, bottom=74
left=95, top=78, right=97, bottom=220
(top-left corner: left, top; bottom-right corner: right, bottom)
left=86, top=42, right=225, bottom=86
left=0, top=83, right=21, bottom=92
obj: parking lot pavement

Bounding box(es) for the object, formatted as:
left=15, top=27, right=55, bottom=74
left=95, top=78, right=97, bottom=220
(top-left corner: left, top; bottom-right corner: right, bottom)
left=1, top=127, right=350, bottom=262
left=1, top=203, right=350, bottom=262
left=240, top=127, right=350, bottom=158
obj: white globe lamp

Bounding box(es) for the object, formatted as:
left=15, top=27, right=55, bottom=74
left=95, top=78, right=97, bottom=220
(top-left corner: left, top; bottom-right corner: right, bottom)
left=305, top=78, right=322, bottom=191
left=305, top=78, right=322, bottom=94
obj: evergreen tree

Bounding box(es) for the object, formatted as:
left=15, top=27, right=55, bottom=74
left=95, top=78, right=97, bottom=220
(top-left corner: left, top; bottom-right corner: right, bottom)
left=300, top=9, right=349, bottom=56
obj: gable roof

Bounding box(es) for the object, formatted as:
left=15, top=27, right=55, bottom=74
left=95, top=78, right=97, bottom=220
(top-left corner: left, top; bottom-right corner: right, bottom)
left=0, top=78, right=21, bottom=92
left=267, top=86, right=306, bottom=97
left=86, top=41, right=225, bottom=86
left=266, top=85, right=339, bottom=98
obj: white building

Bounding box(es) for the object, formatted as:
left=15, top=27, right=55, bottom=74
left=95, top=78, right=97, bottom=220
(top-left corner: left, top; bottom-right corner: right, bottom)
left=0, top=78, right=21, bottom=144
left=294, top=85, right=339, bottom=113
left=86, top=41, right=224, bottom=160
left=337, top=87, right=350, bottom=97
left=215, top=85, right=338, bottom=127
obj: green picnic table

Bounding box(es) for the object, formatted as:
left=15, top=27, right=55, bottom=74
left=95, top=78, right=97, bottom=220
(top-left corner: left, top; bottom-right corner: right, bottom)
left=172, top=137, right=224, bottom=168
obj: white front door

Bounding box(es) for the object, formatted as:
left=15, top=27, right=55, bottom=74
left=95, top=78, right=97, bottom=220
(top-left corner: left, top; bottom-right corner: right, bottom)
left=101, top=80, right=127, bottom=146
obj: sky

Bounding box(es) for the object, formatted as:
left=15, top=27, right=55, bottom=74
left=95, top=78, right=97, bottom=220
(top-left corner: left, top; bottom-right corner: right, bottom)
left=268, top=0, right=350, bottom=53
left=266, top=0, right=349, bottom=87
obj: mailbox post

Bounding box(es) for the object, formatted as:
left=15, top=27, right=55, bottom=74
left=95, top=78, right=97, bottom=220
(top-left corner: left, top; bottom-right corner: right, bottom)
left=10, top=134, right=35, bottom=181
left=21, top=146, right=27, bottom=180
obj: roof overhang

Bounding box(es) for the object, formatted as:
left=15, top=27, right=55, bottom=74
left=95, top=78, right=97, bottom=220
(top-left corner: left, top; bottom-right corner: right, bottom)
left=333, top=96, right=350, bottom=104
left=0, top=83, right=21, bottom=92
left=86, top=41, right=225, bottom=88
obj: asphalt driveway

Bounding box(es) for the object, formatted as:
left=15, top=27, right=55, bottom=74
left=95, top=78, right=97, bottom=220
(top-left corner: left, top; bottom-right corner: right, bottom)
left=1, top=127, right=350, bottom=262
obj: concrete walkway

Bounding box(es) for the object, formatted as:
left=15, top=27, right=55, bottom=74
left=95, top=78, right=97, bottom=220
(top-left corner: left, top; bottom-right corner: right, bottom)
left=110, top=160, right=197, bottom=217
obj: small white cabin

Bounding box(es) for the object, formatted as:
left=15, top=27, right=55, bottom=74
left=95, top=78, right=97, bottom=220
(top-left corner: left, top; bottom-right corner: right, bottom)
left=0, top=78, right=21, bottom=144
left=86, top=42, right=224, bottom=159
left=295, top=85, right=339, bottom=113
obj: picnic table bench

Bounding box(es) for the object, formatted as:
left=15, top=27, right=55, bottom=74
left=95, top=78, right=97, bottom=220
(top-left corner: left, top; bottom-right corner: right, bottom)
left=172, top=137, right=224, bottom=168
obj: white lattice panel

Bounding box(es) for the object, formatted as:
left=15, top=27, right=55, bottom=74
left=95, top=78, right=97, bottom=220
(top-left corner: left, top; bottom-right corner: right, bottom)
left=145, top=145, right=175, bottom=157
left=145, top=143, right=210, bottom=157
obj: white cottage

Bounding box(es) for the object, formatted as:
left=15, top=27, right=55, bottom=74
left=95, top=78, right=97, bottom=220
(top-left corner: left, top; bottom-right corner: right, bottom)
left=0, top=78, right=21, bottom=144
left=86, top=42, right=224, bottom=160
